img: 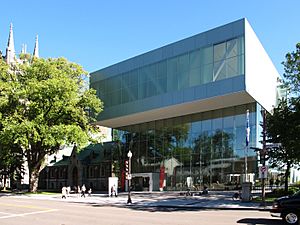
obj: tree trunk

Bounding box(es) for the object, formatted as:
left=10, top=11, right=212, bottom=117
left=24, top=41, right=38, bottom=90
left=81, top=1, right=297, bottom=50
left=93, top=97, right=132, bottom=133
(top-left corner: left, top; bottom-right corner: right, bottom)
left=28, top=165, right=42, bottom=193
left=284, top=163, right=291, bottom=193
left=3, top=173, right=7, bottom=191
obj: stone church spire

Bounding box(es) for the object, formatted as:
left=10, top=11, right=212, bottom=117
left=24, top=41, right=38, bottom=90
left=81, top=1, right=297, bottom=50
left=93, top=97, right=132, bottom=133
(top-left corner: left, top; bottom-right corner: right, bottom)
left=33, top=35, right=39, bottom=58
left=5, top=23, right=16, bottom=64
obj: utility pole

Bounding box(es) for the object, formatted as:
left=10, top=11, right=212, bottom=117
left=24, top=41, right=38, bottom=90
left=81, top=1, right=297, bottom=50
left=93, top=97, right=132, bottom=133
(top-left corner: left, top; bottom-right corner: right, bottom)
left=261, top=109, right=267, bottom=206
left=251, top=109, right=268, bottom=206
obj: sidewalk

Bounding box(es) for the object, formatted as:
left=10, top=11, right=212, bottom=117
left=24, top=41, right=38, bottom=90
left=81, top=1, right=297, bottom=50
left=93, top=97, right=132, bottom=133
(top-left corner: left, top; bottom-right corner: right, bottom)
left=4, top=191, right=272, bottom=211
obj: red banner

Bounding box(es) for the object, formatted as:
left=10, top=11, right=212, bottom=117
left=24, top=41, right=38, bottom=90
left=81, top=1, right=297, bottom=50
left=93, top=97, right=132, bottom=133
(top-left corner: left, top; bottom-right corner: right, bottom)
left=159, top=166, right=165, bottom=189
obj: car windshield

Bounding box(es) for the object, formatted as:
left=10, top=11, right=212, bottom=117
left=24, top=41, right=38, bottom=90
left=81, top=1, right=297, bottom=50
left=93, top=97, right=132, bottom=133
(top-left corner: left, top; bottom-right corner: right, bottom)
left=292, top=190, right=300, bottom=197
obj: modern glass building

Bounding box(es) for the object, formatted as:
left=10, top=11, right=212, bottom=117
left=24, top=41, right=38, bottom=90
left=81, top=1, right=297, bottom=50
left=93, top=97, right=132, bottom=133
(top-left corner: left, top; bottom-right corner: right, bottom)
left=90, top=19, right=281, bottom=191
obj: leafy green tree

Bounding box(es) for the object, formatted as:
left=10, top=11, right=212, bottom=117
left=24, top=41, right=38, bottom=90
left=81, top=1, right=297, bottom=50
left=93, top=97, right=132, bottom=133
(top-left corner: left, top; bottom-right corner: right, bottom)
left=266, top=99, right=300, bottom=192
left=0, top=143, right=24, bottom=190
left=266, top=43, right=300, bottom=192
left=282, top=43, right=300, bottom=94
left=0, top=57, right=103, bottom=192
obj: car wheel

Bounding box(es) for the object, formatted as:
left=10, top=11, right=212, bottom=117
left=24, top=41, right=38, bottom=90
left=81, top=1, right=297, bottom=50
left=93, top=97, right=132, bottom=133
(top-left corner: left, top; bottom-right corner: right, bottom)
left=283, top=211, right=298, bottom=225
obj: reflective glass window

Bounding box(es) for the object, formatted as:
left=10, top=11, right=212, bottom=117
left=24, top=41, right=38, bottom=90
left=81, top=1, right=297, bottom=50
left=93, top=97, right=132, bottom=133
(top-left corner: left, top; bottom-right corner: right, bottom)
left=156, top=77, right=167, bottom=94
left=226, top=39, right=238, bottom=58
left=238, top=36, right=245, bottom=55
left=238, top=54, right=245, bottom=75
left=201, top=63, right=213, bottom=84
left=202, top=120, right=211, bottom=132
left=129, top=85, right=138, bottom=101
left=190, top=49, right=201, bottom=69
left=178, top=53, right=189, bottom=73
left=167, top=57, right=178, bottom=75
left=214, top=42, right=226, bottom=62
left=122, top=88, right=129, bottom=103
left=156, top=61, right=167, bottom=79
left=189, top=67, right=201, bottom=86
left=201, top=46, right=213, bottom=65
left=178, top=71, right=189, bottom=90
left=213, top=60, right=226, bottom=81
left=226, top=56, right=239, bottom=78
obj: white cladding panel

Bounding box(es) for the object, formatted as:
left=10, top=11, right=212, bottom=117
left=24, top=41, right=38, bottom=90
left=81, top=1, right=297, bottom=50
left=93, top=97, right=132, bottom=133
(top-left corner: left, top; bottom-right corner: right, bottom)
left=244, top=19, right=279, bottom=112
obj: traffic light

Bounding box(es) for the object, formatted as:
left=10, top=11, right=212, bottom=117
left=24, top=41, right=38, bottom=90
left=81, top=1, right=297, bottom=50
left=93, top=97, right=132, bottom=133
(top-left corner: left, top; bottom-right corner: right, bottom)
left=125, top=160, right=129, bottom=179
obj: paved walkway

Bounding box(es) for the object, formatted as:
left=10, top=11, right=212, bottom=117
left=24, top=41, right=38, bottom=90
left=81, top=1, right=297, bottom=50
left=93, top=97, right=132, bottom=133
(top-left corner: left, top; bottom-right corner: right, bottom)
left=2, top=191, right=272, bottom=211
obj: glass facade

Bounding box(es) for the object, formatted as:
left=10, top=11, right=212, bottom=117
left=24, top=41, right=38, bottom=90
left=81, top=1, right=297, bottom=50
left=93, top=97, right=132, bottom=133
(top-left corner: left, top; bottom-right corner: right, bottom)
left=114, top=103, right=258, bottom=191
left=89, top=18, right=281, bottom=192
left=91, top=36, right=244, bottom=108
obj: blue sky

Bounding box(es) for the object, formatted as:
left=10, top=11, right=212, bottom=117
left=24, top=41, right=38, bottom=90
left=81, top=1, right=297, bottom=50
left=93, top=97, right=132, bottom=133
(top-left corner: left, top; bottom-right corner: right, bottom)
left=0, top=1, right=299, bottom=75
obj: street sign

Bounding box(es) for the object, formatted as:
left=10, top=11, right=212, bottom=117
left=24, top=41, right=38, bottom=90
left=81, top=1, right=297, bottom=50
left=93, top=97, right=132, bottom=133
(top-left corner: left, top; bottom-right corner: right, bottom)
left=259, top=166, right=268, bottom=179
left=266, top=143, right=281, bottom=149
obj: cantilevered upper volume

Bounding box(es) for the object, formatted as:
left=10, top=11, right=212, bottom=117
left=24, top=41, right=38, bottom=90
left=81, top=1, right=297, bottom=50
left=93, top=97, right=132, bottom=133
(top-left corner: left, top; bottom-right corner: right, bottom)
left=90, top=18, right=280, bottom=128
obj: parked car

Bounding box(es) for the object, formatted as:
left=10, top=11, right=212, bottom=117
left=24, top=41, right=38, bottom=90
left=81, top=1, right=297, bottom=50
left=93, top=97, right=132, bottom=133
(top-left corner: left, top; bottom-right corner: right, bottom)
left=270, top=190, right=300, bottom=224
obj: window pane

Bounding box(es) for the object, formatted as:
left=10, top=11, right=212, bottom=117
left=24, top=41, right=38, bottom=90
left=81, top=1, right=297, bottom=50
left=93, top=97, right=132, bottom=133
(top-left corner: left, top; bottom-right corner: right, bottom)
left=190, top=49, right=201, bottom=69
left=178, top=71, right=189, bottom=90
left=167, top=57, right=178, bottom=75
left=226, top=56, right=238, bottom=78
left=122, top=88, right=129, bottom=103
left=238, top=54, right=245, bottom=75
left=238, top=36, right=245, bottom=55
left=157, top=61, right=167, bottom=79
left=201, top=63, right=213, bottom=84
left=226, top=39, right=238, bottom=58
left=129, top=85, right=138, bottom=101
left=201, top=46, right=213, bottom=65
left=139, top=67, right=147, bottom=84
left=157, top=77, right=167, bottom=94
left=111, top=90, right=121, bottom=106
left=213, top=60, right=226, bottom=81
left=189, top=67, right=201, bottom=86
left=213, top=42, right=226, bottom=62
left=178, top=54, right=189, bottom=73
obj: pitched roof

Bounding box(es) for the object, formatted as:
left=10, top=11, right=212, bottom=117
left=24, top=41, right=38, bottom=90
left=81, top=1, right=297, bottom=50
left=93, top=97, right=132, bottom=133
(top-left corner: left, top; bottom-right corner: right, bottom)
left=51, top=142, right=116, bottom=167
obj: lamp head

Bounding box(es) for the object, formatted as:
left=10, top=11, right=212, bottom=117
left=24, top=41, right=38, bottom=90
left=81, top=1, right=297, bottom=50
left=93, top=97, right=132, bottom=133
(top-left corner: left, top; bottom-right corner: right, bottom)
left=127, top=150, right=132, bottom=158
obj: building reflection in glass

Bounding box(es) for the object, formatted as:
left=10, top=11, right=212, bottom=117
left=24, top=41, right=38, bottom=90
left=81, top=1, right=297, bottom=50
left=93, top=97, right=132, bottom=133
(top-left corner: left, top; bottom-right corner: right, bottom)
left=114, top=103, right=258, bottom=191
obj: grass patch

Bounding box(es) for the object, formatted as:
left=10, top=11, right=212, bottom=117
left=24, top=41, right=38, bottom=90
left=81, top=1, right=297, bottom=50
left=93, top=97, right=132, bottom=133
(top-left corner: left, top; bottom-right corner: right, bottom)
left=0, top=189, right=13, bottom=193
left=0, top=189, right=59, bottom=195
left=252, top=196, right=277, bottom=203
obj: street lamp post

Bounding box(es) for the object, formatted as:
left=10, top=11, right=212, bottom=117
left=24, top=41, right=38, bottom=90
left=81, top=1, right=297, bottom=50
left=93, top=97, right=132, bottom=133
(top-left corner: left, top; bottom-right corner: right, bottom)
left=127, top=150, right=132, bottom=204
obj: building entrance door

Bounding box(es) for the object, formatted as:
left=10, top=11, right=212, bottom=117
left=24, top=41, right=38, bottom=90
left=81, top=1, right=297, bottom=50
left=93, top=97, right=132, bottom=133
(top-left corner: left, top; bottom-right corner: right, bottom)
left=132, top=176, right=149, bottom=191
left=131, top=172, right=160, bottom=191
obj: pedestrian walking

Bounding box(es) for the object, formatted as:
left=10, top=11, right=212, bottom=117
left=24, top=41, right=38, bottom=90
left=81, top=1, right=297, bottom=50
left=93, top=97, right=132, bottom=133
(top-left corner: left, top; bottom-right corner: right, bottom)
left=110, top=185, right=117, bottom=197
left=61, top=186, right=67, bottom=199
left=77, top=185, right=81, bottom=198
left=88, top=188, right=92, bottom=197
left=67, top=186, right=71, bottom=197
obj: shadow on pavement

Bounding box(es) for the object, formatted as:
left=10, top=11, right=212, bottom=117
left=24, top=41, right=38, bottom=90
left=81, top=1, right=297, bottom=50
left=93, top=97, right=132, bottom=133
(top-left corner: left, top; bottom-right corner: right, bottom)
left=123, top=205, right=217, bottom=212
left=237, top=218, right=282, bottom=225
left=86, top=201, right=235, bottom=213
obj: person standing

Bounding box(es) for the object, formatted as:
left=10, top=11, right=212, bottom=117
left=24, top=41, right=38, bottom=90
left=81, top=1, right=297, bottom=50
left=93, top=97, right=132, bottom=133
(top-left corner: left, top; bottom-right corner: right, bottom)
left=81, top=184, right=86, bottom=198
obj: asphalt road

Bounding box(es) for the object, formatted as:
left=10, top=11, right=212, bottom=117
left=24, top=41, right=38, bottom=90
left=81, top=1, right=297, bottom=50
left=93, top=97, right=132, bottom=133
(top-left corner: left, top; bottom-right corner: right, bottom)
left=0, top=196, right=282, bottom=225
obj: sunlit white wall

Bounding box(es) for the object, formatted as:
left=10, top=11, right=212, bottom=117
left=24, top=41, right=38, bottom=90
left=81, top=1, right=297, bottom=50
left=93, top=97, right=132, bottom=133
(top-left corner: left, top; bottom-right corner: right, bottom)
left=244, top=19, right=280, bottom=112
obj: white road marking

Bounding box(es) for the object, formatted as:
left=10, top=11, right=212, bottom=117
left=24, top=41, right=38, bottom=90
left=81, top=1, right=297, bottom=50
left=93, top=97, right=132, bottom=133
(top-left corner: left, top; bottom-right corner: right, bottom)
left=0, top=209, right=58, bottom=219
left=0, top=212, right=15, bottom=215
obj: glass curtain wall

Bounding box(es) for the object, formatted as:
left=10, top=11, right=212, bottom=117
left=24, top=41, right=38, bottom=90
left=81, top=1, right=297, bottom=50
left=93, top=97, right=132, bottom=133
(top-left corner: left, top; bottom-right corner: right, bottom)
left=115, top=103, right=257, bottom=191
left=92, top=36, right=244, bottom=108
